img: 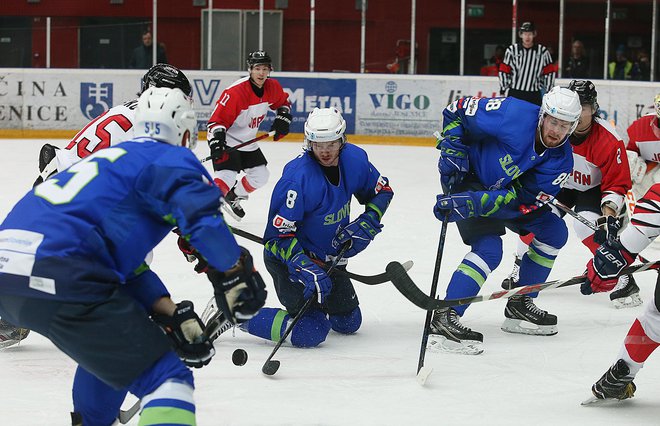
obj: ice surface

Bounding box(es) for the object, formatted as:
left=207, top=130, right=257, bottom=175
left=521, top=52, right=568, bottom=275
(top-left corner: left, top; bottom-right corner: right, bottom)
left=1, top=139, right=657, bottom=425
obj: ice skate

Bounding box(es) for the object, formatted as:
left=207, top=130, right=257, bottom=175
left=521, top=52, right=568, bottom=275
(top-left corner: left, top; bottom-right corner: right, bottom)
left=609, top=274, right=642, bottom=309
left=222, top=188, right=247, bottom=221
left=428, top=307, right=483, bottom=355
left=201, top=298, right=233, bottom=342
left=501, top=295, right=557, bottom=336
left=0, top=319, right=30, bottom=349
left=582, top=359, right=636, bottom=405
left=501, top=255, right=521, bottom=289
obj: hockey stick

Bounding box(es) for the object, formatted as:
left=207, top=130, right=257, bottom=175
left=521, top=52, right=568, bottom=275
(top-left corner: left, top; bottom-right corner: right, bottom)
left=228, top=226, right=414, bottom=285
left=118, top=306, right=234, bottom=424
left=416, top=211, right=450, bottom=385
left=386, top=259, right=660, bottom=311
left=200, top=131, right=275, bottom=163
left=262, top=244, right=349, bottom=376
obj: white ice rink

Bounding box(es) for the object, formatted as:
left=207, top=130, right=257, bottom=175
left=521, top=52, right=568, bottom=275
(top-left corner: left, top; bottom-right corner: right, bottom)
left=1, top=138, right=658, bottom=425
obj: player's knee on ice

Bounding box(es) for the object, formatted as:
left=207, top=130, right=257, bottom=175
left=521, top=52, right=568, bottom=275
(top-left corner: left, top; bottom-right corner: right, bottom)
left=329, top=307, right=362, bottom=334
left=73, top=367, right=127, bottom=426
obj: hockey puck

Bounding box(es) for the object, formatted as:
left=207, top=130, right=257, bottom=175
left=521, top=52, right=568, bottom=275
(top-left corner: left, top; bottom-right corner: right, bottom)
left=232, top=348, right=248, bottom=366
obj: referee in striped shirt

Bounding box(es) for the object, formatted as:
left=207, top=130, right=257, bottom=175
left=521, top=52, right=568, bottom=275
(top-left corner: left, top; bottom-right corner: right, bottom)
left=498, top=22, right=557, bottom=106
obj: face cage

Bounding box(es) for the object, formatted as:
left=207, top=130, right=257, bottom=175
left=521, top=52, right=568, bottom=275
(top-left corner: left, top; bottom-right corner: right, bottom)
left=303, top=136, right=347, bottom=152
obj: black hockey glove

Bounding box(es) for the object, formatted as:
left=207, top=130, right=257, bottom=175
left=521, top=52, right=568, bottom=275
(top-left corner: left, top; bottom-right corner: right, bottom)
left=173, top=228, right=208, bottom=273
left=208, top=129, right=229, bottom=171
left=594, top=215, right=623, bottom=245
left=207, top=247, right=267, bottom=324
left=271, top=107, right=292, bottom=141
left=152, top=300, right=216, bottom=368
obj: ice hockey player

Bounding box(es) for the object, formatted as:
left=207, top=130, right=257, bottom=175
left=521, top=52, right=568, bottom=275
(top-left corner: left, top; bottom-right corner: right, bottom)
left=432, top=86, right=581, bottom=354
left=502, top=80, right=638, bottom=308
left=238, top=107, right=393, bottom=348
left=206, top=50, right=291, bottom=220
left=626, top=93, right=660, bottom=201
left=0, top=64, right=198, bottom=351
left=0, top=87, right=266, bottom=425
left=581, top=183, right=660, bottom=403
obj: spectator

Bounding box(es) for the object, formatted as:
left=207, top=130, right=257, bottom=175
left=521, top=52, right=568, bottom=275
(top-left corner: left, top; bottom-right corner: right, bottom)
left=499, top=22, right=556, bottom=106
left=128, top=29, right=168, bottom=69
left=564, top=40, right=590, bottom=78
left=608, top=45, right=634, bottom=80
left=634, top=49, right=651, bottom=81
left=480, top=45, right=505, bottom=77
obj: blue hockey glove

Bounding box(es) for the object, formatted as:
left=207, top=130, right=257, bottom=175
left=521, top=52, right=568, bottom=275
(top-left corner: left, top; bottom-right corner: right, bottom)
left=438, top=138, right=469, bottom=188
left=287, top=252, right=333, bottom=303
left=594, top=215, right=623, bottom=245
left=332, top=211, right=383, bottom=258
left=582, top=240, right=635, bottom=295
left=434, top=192, right=482, bottom=222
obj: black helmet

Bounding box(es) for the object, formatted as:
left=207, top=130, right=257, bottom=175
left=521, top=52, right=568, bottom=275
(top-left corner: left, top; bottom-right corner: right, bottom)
left=568, top=80, right=598, bottom=109
left=246, top=50, right=272, bottom=70
left=140, top=64, right=192, bottom=97
left=519, top=22, right=536, bottom=33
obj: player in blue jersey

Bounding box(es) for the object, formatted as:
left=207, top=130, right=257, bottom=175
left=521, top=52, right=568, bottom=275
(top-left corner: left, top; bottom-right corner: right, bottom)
left=238, top=107, right=393, bottom=348
left=431, top=86, right=582, bottom=354
left=0, top=87, right=266, bottom=426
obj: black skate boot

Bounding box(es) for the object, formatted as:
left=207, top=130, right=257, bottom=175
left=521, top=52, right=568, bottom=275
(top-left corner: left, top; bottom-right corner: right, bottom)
left=501, top=255, right=521, bottom=289
left=0, top=318, right=30, bottom=349
left=33, top=143, right=59, bottom=187
left=200, top=298, right=234, bottom=342
left=428, top=307, right=483, bottom=355
left=609, top=274, right=642, bottom=309
left=222, top=188, right=247, bottom=221
left=501, top=295, right=558, bottom=335
left=591, top=359, right=636, bottom=401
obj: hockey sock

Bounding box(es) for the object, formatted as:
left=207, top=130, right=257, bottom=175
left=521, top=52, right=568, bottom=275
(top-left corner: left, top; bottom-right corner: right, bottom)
left=72, top=366, right=127, bottom=426
left=213, top=178, right=231, bottom=196
left=517, top=241, right=560, bottom=297
left=243, top=307, right=331, bottom=347
left=623, top=319, right=660, bottom=365
left=138, top=379, right=195, bottom=426
left=242, top=307, right=290, bottom=342
left=446, top=243, right=499, bottom=316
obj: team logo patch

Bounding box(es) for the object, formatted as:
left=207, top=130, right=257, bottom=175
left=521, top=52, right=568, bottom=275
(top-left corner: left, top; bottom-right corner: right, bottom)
left=80, top=82, right=113, bottom=120
left=465, top=97, right=479, bottom=116
left=273, top=215, right=297, bottom=232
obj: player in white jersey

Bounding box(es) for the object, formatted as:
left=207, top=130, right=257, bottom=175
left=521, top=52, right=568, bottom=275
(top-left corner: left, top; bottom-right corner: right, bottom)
left=33, top=64, right=193, bottom=186
left=206, top=50, right=291, bottom=220
left=626, top=93, right=660, bottom=200
left=0, top=64, right=194, bottom=350
left=581, top=183, right=660, bottom=402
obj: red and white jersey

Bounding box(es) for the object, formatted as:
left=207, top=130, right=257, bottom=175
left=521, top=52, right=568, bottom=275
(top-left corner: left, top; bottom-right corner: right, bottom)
left=207, top=77, right=289, bottom=152
left=56, top=100, right=138, bottom=171
left=620, top=183, right=660, bottom=253
left=626, top=114, right=660, bottom=163
left=563, top=117, right=632, bottom=211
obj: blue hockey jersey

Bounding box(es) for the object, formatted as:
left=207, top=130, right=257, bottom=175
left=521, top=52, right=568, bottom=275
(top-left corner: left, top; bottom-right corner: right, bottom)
left=263, top=144, right=393, bottom=263
left=440, top=96, right=573, bottom=218
left=0, top=138, right=240, bottom=301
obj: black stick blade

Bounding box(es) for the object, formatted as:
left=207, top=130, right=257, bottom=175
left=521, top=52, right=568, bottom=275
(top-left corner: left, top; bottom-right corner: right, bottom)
left=262, top=360, right=280, bottom=376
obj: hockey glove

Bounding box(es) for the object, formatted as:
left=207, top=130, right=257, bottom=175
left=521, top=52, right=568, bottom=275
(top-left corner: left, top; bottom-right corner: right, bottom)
left=332, top=211, right=382, bottom=258
left=208, top=129, right=229, bottom=171
left=271, top=107, right=292, bottom=141
left=152, top=300, right=216, bottom=368
left=288, top=252, right=333, bottom=303
left=207, top=247, right=267, bottom=324
left=438, top=138, right=469, bottom=189
left=594, top=215, right=623, bottom=245
left=434, top=191, right=482, bottom=222
left=582, top=240, right=635, bottom=295
left=173, top=229, right=209, bottom=273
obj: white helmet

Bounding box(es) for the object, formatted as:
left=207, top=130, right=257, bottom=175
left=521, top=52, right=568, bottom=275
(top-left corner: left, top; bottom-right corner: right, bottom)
left=303, top=107, right=347, bottom=150
left=134, top=87, right=198, bottom=150
left=540, top=86, right=582, bottom=136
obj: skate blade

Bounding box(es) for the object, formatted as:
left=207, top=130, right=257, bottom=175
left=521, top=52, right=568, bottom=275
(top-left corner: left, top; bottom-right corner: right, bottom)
left=221, top=204, right=244, bottom=221
left=416, top=366, right=433, bottom=386
left=611, top=293, right=643, bottom=309
left=501, top=318, right=557, bottom=336
left=581, top=395, right=602, bottom=406
left=427, top=334, right=484, bottom=355
left=0, top=339, right=22, bottom=349
left=581, top=394, right=633, bottom=406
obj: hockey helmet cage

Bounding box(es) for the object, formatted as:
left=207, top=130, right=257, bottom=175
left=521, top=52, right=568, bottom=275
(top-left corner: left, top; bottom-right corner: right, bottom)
left=303, top=107, right=347, bottom=150
left=140, top=64, right=192, bottom=97
left=540, top=86, right=582, bottom=135
left=134, top=87, right=198, bottom=150
left=246, top=50, right=273, bottom=70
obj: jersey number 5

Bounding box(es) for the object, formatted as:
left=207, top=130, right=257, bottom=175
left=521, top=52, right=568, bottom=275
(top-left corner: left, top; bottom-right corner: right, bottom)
left=35, top=148, right=127, bottom=205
